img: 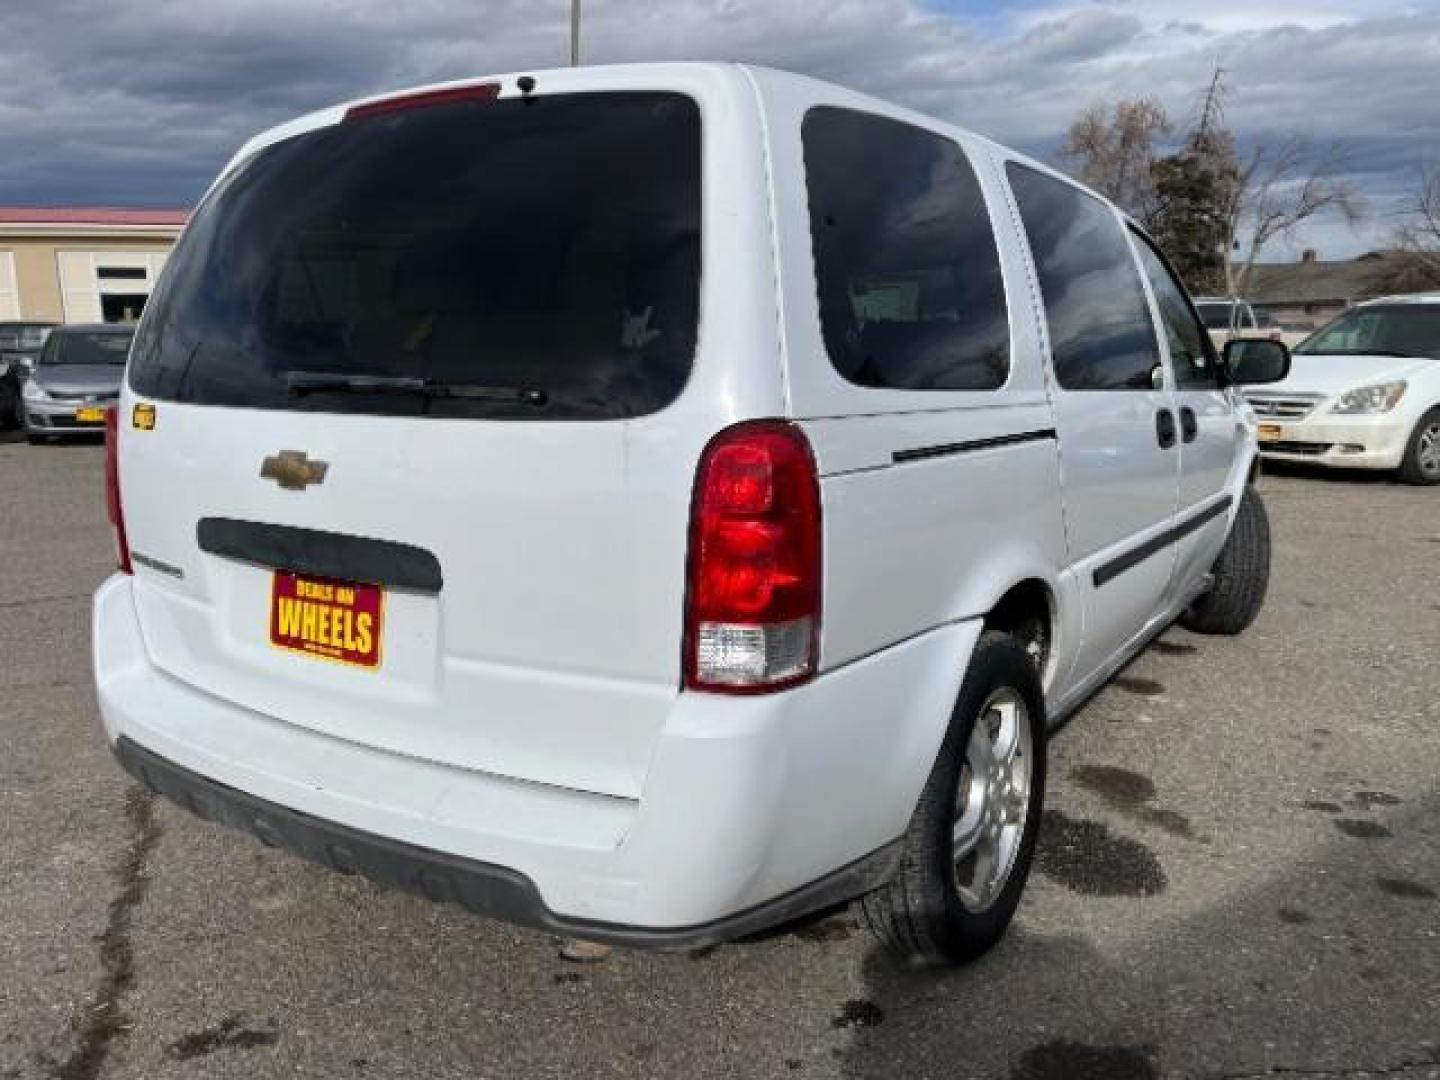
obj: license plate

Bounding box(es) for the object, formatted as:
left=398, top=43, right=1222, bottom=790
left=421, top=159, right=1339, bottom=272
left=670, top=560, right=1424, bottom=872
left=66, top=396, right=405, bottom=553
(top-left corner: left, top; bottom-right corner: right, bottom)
left=75, top=406, right=106, bottom=423
left=269, top=571, right=383, bottom=669
left=1258, top=423, right=1283, bottom=443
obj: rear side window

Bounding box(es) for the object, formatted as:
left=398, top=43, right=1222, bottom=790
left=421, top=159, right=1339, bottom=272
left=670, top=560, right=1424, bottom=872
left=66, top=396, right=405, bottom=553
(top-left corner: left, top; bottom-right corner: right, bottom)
left=131, top=92, right=701, bottom=420
left=802, top=108, right=1010, bottom=391
left=1006, top=163, right=1161, bottom=391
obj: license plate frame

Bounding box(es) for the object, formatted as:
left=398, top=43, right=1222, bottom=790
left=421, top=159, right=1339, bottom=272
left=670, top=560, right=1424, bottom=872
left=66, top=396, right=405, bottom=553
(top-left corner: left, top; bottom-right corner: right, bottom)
left=269, top=570, right=384, bottom=669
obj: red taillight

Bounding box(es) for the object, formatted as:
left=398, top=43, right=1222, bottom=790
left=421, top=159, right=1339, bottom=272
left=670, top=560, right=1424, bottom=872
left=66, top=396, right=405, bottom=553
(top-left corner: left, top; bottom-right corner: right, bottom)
left=685, top=421, right=821, bottom=693
left=104, top=407, right=132, bottom=574
left=344, top=83, right=500, bottom=122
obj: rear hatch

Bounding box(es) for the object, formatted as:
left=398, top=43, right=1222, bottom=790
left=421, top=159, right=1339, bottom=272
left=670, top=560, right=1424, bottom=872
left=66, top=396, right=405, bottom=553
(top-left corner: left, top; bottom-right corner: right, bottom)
left=118, top=84, right=718, bottom=799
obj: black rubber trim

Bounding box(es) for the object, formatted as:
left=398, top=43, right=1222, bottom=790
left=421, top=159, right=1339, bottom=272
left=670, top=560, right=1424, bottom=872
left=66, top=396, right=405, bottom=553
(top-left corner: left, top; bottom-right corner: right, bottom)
left=892, top=427, right=1057, bottom=465
left=196, top=517, right=442, bottom=593
left=1093, top=494, right=1234, bottom=588
left=112, top=737, right=902, bottom=951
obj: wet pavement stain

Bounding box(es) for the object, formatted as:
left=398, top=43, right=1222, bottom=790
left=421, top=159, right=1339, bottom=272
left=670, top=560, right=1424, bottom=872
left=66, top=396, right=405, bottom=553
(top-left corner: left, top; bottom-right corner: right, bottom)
left=1300, top=800, right=1343, bottom=814
left=167, top=1015, right=280, bottom=1061
left=1277, top=906, right=1313, bottom=925
left=1113, top=675, right=1165, bottom=697
left=1352, top=791, right=1403, bottom=808
left=50, top=788, right=162, bottom=1080
left=1072, top=766, right=1197, bottom=840
left=1151, top=640, right=1196, bottom=656
left=1334, top=818, right=1393, bottom=839
left=831, top=1000, right=885, bottom=1030
left=1074, top=765, right=1155, bottom=803
left=1010, top=1040, right=1159, bottom=1080
left=1035, top=810, right=1167, bottom=896
left=1375, top=877, right=1436, bottom=900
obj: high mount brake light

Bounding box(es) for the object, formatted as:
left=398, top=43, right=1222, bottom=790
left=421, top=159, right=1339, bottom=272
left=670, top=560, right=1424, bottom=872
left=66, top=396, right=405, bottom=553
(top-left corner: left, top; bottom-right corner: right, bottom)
left=684, top=421, right=821, bottom=693
left=344, top=83, right=501, bottom=122
left=104, top=407, right=132, bottom=574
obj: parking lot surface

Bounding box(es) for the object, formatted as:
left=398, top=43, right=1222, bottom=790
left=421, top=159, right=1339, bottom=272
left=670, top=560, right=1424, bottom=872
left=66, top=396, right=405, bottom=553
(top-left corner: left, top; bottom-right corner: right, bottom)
left=2, top=433, right=1437, bottom=1080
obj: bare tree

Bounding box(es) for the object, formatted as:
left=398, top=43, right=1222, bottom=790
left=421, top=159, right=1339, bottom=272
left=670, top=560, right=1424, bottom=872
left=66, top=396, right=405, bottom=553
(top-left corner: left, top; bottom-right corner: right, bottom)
left=1379, top=166, right=1440, bottom=292
left=1225, top=138, right=1365, bottom=297
left=1061, top=98, right=1170, bottom=221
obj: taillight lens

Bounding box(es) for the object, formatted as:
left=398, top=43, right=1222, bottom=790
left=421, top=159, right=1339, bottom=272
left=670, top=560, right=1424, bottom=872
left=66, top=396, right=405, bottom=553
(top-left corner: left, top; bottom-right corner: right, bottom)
left=104, top=407, right=132, bottom=574
left=685, top=421, right=821, bottom=693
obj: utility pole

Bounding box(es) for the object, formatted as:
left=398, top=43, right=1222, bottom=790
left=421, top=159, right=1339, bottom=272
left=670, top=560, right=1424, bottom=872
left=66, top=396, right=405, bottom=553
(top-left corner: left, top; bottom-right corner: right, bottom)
left=570, top=0, right=581, bottom=66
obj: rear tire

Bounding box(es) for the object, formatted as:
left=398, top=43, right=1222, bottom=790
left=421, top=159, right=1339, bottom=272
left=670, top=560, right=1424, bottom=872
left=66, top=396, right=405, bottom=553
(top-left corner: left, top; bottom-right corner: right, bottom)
left=1180, top=486, right=1270, bottom=635
left=1397, top=408, right=1440, bottom=486
left=861, top=632, right=1046, bottom=965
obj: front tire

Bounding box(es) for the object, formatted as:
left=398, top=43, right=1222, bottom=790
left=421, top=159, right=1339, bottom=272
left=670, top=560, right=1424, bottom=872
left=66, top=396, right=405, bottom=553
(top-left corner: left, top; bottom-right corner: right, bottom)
left=861, top=632, right=1046, bottom=965
left=1398, top=408, right=1440, bottom=486
left=1181, top=485, right=1270, bottom=635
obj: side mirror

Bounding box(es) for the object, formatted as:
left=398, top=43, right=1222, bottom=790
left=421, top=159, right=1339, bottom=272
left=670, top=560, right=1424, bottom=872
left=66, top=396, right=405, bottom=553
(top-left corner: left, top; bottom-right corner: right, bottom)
left=1224, top=337, right=1290, bottom=385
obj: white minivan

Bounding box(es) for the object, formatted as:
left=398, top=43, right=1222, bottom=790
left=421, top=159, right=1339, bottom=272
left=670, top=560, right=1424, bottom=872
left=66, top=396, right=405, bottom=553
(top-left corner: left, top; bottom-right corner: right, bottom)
left=93, top=64, right=1291, bottom=965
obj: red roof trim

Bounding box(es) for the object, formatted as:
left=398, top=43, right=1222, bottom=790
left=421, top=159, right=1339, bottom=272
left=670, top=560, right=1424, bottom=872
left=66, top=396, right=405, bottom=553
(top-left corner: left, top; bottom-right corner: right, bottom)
left=0, top=207, right=190, bottom=227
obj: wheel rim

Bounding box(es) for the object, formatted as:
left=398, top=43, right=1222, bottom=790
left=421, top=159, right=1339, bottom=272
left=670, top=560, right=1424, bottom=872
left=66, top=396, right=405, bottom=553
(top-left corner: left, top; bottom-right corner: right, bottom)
left=952, top=687, right=1033, bottom=913
left=1418, top=422, right=1440, bottom=479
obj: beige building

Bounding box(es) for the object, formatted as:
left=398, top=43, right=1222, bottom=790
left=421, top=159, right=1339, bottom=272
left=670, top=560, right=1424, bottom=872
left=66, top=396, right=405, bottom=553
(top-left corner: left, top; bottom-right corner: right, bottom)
left=0, top=207, right=188, bottom=325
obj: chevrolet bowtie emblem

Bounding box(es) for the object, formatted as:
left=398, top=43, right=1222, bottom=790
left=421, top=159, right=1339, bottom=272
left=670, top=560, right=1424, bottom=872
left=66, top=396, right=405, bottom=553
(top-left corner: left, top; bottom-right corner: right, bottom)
left=260, top=450, right=329, bottom=491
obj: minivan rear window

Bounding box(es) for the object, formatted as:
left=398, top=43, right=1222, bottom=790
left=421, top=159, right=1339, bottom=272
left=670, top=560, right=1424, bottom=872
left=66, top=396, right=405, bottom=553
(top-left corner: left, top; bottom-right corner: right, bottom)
left=130, top=92, right=701, bottom=420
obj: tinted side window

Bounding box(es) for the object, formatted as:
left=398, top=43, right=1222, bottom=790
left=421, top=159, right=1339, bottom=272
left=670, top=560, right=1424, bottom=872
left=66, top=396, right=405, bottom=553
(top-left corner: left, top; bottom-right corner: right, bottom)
left=1006, top=163, right=1161, bottom=391
left=803, top=108, right=1009, bottom=391
left=1131, top=233, right=1219, bottom=389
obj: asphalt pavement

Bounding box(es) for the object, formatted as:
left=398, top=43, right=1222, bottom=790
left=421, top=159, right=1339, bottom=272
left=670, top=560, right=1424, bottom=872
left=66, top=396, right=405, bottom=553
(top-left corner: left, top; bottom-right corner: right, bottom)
left=1, top=431, right=1437, bottom=1080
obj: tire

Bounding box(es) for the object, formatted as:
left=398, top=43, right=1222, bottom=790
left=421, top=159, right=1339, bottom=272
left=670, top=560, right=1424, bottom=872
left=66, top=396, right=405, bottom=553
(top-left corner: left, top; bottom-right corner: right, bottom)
left=1180, top=485, right=1270, bottom=635
left=1397, top=408, right=1440, bottom=486
left=861, top=631, right=1047, bottom=966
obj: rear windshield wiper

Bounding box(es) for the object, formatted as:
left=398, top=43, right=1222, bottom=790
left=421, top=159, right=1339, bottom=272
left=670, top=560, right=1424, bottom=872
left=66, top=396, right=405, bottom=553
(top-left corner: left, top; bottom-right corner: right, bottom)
left=286, top=372, right=548, bottom=406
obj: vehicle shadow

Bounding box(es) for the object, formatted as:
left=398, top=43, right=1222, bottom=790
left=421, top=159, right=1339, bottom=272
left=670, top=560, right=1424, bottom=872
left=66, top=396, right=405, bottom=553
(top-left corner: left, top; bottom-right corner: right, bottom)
left=835, top=800, right=1440, bottom=1080
left=1259, top=459, right=1396, bottom=485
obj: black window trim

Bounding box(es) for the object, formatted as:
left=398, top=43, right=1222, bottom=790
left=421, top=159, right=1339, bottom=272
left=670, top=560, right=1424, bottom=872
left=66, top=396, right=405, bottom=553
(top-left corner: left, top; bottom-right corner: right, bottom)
left=1125, top=223, right=1224, bottom=389
left=801, top=104, right=1016, bottom=398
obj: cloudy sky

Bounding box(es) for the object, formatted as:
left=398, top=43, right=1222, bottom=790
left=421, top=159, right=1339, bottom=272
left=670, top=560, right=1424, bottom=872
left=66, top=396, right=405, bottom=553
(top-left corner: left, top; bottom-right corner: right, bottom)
left=1, top=0, right=1436, bottom=258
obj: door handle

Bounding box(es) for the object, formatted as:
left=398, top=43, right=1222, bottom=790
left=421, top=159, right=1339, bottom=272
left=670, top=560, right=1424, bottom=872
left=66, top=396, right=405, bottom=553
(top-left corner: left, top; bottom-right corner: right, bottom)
left=1180, top=407, right=1198, bottom=444
left=1156, top=409, right=1177, bottom=449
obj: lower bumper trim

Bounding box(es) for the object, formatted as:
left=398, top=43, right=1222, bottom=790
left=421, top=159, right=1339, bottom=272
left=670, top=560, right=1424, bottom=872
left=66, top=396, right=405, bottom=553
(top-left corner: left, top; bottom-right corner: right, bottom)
left=113, top=736, right=902, bottom=950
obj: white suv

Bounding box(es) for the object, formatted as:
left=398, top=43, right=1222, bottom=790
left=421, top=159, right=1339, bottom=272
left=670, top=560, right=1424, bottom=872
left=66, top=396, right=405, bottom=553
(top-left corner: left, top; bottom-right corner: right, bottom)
left=1245, top=294, right=1440, bottom=484
left=93, top=64, right=1289, bottom=965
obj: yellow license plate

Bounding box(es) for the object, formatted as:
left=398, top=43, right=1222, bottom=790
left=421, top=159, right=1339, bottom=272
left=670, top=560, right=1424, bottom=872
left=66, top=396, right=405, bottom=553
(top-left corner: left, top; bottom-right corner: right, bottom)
left=270, top=571, right=384, bottom=669
left=1258, top=423, right=1283, bottom=443
left=75, top=406, right=106, bottom=423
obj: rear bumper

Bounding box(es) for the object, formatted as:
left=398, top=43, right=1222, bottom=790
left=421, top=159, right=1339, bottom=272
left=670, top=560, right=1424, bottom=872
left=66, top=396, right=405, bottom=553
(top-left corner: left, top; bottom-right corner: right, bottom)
left=94, top=573, right=974, bottom=940
left=1257, top=414, right=1409, bottom=470
left=113, top=735, right=899, bottom=950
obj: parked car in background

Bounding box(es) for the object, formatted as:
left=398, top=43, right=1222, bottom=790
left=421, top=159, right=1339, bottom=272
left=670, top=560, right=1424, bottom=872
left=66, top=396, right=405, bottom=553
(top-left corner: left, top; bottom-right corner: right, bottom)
left=1196, top=297, right=1259, bottom=349
left=1244, top=294, right=1440, bottom=484
left=94, top=63, right=1290, bottom=967
left=0, top=321, right=56, bottom=429
left=21, top=323, right=133, bottom=442
left=1196, top=298, right=1309, bottom=351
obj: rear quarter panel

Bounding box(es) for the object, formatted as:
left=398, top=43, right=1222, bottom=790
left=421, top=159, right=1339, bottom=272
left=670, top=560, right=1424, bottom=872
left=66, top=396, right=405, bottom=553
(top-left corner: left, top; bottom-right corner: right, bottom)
left=746, top=68, right=1071, bottom=681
